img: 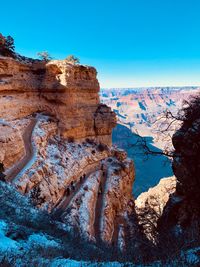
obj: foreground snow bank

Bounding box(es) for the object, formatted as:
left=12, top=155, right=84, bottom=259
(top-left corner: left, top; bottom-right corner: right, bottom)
left=0, top=220, right=18, bottom=252
left=50, top=259, right=136, bottom=267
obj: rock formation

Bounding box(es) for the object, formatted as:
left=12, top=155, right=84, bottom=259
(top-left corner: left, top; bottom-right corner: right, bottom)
left=0, top=55, right=135, bottom=246
left=162, top=97, right=200, bottom=231
left=1, top=54, right=200, bottom=266
left=135, top=176, right=176, bottom=241
left=0, top=56, right=116, bottom=145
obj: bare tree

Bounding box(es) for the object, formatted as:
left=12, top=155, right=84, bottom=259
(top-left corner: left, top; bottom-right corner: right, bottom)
left=117, top=105, right=189, bottom=160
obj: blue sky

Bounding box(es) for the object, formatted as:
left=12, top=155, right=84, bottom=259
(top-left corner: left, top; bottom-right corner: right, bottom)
left=1, top=0, right=200, bottom=87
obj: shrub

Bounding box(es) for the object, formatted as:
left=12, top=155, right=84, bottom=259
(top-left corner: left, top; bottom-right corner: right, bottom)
left=65, top=55, right=80, bottom=64
left=97, top=143, right=107, bottom=152
left=5, top=36, right=15, bottom=52
left=0, top=33, right=15, bottom=57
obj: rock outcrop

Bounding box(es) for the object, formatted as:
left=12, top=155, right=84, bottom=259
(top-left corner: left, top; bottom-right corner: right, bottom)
left=0, top=56, right=116, bottom=145
left=135, top=176, right=176, bottom=240
left=0, top=55, right=134, bottom=247
left=0, top=123, right=25, bottom=168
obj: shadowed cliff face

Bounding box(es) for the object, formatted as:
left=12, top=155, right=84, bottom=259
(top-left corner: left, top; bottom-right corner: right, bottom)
left=146, top=99, right=200, bottom=260
left=168, top=97, right=200, bottom=228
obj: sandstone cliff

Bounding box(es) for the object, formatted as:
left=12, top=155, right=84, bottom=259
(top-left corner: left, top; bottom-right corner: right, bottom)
left=0, top=56, right=116, bottom=145
left=0, top=55, right=135, bottom=247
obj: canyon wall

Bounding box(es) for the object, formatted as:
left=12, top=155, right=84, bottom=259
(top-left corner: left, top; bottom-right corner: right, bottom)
left=0, top=56, right=116, bottom=145
left=0, top=56, right=135, bottom=246
left=100, top=87, right=200, bottom=140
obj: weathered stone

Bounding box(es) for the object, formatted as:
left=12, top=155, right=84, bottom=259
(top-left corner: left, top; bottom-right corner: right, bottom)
left=0, top=56, right=116, bottom=145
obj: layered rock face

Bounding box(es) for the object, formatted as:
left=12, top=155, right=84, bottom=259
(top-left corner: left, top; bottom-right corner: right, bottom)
left=100, top=87, right=200, bottom=141
left=0, top=56, right=116, bottom=145
left=0, top=56, right=135, bottom=247
left=0, top=123, right=25, bottom=168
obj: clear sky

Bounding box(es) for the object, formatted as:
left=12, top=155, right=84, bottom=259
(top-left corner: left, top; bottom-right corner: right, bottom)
left=1, top=0, right=200, bottom=88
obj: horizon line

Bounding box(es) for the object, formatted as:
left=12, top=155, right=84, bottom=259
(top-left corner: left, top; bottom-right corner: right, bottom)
left=100, top=85, right=200, bottom=90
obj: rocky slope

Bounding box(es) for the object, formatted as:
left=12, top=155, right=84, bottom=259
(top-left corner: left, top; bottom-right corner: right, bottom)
left=0, top=55, right=135, bottom=247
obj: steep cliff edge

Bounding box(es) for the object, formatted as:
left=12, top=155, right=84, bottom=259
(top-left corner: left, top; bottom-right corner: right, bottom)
left=0, top=56, right=135, bottom=247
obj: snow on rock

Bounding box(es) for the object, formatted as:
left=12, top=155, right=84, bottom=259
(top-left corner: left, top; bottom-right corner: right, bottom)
left=135, top=176, right=177, bottom=211
left=101, top=156, right=134, bottom=244
left=62, top=170, right=102, bottom=240
left=14, top=118, right=110, bottom=211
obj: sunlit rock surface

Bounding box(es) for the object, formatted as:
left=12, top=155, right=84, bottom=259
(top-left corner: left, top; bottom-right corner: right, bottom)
left=0, top=56, right=134, bottom=248
left=0, top=56, right=116, bottom=145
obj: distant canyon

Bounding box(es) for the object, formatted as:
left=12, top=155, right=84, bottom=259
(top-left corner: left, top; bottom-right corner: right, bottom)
left=100, top=86, right=200, bottom=196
